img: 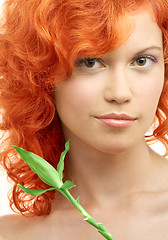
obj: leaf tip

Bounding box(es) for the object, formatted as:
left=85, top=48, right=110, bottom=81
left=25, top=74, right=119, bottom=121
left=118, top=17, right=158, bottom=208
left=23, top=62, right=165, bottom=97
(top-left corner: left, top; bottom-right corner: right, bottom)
left=10, top=144, right=16, bottom=149
left=65, top=140, right=70, bottom=149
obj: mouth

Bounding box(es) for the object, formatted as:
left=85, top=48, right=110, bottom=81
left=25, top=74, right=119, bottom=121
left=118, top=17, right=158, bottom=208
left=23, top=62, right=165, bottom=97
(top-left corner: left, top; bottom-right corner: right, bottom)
left=95, top=113, right=137, bottom=128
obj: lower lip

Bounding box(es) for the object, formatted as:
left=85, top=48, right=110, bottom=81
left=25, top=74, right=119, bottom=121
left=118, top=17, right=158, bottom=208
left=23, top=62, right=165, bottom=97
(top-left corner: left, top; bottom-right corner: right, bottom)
left=97, top=118, right=136, bottom=128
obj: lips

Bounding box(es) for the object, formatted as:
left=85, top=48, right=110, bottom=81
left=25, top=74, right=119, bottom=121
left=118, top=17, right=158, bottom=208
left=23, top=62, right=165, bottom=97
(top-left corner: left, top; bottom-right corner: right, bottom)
left=97, top=113, right=136, bottom=120
left=96, top=113, right=137, bottom=128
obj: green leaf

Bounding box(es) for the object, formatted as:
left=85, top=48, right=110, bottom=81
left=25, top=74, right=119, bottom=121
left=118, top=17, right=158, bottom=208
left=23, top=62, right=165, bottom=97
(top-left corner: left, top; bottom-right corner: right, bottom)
left=76, top=197, right=80, bottom=203
left=18, top=184, right=56, bottom=197
left=11, top=145, right=62, bottom=188
left=57, top=140, right=69, bottom=181
left=60, top=180, right=76, bottom=190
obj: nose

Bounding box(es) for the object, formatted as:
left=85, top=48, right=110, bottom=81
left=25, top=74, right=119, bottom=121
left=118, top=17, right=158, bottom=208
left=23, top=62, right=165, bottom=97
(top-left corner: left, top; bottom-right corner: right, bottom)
left=103, top=67, right=132, bottom=104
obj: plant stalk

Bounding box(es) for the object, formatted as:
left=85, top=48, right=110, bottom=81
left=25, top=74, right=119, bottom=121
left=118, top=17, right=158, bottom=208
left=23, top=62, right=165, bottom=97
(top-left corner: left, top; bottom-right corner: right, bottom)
left=59, top=189, right=116, bottom=240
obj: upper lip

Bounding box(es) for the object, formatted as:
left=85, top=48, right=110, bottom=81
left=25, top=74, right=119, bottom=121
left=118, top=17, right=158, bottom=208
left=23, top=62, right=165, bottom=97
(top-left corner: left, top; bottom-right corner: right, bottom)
left=96, top=113, right=137, bottom=120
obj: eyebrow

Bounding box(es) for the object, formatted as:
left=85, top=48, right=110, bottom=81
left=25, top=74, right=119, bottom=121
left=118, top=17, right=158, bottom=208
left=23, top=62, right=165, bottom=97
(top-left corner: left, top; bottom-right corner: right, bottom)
left=135, top=46, right=162, bottom=55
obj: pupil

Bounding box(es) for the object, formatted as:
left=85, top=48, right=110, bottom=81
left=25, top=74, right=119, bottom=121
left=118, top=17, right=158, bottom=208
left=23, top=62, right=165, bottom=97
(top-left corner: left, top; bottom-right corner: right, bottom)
left=85, top=59, right=95, bottom=68
left=137, top=58, right=146, bottom=66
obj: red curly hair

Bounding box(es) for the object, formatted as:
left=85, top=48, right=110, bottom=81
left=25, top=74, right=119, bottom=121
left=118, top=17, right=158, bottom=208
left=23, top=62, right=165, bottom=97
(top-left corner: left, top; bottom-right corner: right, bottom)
left=0, top=0, right=168, bottom=216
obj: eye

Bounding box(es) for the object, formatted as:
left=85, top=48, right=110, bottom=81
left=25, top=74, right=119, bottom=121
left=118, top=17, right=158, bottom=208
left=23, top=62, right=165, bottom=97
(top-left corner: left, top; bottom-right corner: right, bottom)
left=74, top=58, right=106, bottom=72
left=135, top=58, right=147, bottom=66
left=130, top=55, right=158, bottom=71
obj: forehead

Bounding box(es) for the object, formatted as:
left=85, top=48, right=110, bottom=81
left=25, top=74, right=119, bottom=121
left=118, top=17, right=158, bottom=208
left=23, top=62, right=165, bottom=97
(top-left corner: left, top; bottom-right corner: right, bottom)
left=73, top=7, right=160, bottom=58
left=116, top=12, right=163, bottom=53
left=77, top=11, right=163, bottom=61
left=55, top=1, right=165, bottom=73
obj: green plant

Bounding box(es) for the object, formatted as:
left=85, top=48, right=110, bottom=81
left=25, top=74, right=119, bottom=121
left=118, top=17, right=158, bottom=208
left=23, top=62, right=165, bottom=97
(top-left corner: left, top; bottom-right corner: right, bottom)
left=11, top=141, right=116, bottom=240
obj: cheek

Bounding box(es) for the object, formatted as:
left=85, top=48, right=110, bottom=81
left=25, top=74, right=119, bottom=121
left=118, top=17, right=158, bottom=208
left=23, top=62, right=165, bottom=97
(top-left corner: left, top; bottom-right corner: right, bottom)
left=55, top=81, right=95, bottom=118
left=138, top=74, right=164, bottom=114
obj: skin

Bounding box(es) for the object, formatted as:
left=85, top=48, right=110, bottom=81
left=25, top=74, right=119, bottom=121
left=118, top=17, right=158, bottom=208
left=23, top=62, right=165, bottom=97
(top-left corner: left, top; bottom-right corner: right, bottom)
left=1, top=10, right=168, bottom=240
left=55, top=11, right=165, bottom=203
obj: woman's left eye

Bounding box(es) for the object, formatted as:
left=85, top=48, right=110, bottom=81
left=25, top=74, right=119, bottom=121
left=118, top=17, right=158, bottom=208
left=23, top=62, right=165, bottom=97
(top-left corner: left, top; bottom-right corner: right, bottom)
left=74, top=58, right=106, bottom=72
left=130, top=56, right=157, bottom=70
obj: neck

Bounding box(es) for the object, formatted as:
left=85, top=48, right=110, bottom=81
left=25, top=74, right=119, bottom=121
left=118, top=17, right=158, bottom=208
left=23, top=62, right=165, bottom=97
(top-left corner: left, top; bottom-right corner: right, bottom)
left=64, top=137, right=155, bottom=208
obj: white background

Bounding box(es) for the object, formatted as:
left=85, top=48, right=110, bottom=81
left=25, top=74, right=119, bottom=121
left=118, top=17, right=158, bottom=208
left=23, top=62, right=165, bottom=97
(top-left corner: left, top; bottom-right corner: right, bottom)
left=0, top=0, right=3, bottom=15
left=0, top=0, right=15, bottom=216
left=0, top=0, right=167, bottom=217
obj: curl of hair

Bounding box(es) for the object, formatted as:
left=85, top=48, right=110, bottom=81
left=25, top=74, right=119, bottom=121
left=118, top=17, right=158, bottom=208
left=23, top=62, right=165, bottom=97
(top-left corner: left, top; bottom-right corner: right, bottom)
left=0, top=0, right=168, bottom=216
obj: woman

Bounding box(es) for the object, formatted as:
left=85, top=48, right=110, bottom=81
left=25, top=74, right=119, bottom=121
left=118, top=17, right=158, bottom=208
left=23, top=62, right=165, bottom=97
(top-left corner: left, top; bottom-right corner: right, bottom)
left=0, top=0, right=168, bottom=239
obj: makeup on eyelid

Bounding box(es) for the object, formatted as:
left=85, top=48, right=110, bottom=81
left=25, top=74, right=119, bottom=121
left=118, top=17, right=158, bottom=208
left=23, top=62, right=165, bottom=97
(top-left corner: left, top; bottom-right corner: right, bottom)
left=74, top=52, right=160, bottom=73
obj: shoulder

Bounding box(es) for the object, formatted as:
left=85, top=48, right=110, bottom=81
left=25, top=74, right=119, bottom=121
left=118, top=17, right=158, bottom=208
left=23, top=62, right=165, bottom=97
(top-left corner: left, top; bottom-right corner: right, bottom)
left=0, top=209, right=81, bottom=240
left=0, top=214, right=30, bottom=239
left=0, top=214, right=46, bottom=240
left=0, top=214, right=20, bottom=239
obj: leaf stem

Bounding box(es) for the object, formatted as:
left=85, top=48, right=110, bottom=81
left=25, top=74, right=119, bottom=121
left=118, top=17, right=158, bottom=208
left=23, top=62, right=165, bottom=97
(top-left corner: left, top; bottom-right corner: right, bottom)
left=59, top=189, right=116, bottom=240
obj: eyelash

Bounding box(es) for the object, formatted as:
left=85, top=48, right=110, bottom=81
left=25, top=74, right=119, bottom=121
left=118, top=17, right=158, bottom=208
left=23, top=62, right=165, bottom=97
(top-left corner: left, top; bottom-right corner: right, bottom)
left=130, top=55, right=158, bottom=70
left=74, top=55, right=158, bottom=72
left=74, top=58, right=106, bottom=72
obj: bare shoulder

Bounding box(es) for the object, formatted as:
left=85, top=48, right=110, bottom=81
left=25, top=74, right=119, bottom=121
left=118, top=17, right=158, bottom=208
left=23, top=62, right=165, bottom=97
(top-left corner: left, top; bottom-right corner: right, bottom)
left=0, top=208, right=89, bottom=240
left=0, top=214, right=48, bottom=240
left=0, top=214, right=31, bottom=240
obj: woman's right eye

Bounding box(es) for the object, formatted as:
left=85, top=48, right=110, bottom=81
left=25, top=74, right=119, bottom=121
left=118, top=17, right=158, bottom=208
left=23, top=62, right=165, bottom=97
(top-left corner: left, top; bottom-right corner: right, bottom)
left=74, top=58, right=106, bottom=72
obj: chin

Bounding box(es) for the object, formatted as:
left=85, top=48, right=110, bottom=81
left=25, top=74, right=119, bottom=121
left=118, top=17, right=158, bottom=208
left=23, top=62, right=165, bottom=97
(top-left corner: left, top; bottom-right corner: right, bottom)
left=91, top=141, right=135, bottom=155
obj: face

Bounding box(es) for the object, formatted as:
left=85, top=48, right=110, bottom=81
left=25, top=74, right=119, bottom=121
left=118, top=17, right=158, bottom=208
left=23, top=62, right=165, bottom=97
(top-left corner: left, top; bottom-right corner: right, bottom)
left=55, top=11, right=165, bottom=154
